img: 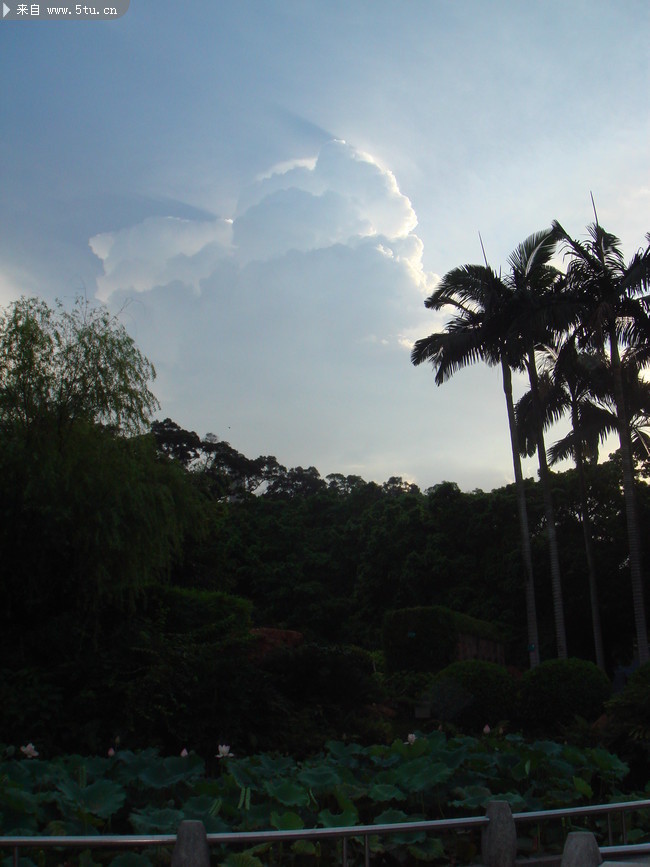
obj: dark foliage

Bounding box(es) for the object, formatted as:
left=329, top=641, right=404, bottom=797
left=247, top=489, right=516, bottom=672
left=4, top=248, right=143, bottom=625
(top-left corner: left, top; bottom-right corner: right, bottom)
left=518, top=658, right=611, bottom=733
left=431, top=661, right=517, bottom=732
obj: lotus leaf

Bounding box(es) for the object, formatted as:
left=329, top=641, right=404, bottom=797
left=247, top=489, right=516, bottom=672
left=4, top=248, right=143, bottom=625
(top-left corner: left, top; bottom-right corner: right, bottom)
left=269, top=810, right=304, bottom=830
left=55, top=779, right=126, bottom=820
left=225, top=761, right=260, bottom=792
left=291, top=839, right=318, bottom=856
left=367, top=783, right=406, bottom=803
left=297, top=764, right=342, bottom=791
left=1, top=857, right=36, bottom=867
left=373, top=809, right=426, bottom=845
left=391, top=758, right=453, bottom=793
left=407, top=837, right=446, bottom=861
left=109, top=855, right=153, bottom=867
left=136, top=756, right=203, bottom=789
left=262, top=779, right=309, bottom=808
left=318, top=806, right=358, bottom=827
left=181, top=796, right=230, bottom=833
left=324, top=740, right=364, bottom=768
left=450, top=785, right=492, bottom=809
left=218, top=853, right=264, bottom=867
left=129, top=807, right=184, bottom=833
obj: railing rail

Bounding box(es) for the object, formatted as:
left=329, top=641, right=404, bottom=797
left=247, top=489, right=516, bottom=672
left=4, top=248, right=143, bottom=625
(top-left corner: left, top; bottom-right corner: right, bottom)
left=2, top=797, right=650, bottom=866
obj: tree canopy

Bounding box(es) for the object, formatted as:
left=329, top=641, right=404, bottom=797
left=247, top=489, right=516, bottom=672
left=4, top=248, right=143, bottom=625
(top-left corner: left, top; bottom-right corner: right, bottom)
left=0, top=296, right=159, bottom=435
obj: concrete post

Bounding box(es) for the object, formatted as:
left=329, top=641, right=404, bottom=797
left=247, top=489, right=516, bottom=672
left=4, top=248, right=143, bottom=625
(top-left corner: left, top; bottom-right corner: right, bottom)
left=482, top=800, right=517, bottom=867
left=172, top=820, right=210, bottom=867
left=560, top=831, right=602, bottom=866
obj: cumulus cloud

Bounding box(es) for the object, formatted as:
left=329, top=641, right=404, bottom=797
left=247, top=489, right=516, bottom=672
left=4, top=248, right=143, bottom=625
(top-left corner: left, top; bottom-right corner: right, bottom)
left=90, top=216, right=233, bottom=301
left=90, top=140, right=445, bottom=481
left=90, top=139, right=433, bottom=311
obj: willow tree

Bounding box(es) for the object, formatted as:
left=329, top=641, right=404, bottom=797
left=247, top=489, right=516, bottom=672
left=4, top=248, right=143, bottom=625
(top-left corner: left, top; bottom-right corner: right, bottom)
left=0, top=296, right=202, bottom=629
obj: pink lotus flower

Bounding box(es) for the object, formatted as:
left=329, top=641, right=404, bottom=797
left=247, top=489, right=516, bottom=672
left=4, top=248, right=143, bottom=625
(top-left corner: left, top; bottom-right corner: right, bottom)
left=180, top=748, right=188, bottom=757
left=406, top=733, right=417, bottom=745
left=483, top=724, right=491, bottom=735
left=20, top=743, right=38, bottom=758
left=108, top=747, right=115, bottom=757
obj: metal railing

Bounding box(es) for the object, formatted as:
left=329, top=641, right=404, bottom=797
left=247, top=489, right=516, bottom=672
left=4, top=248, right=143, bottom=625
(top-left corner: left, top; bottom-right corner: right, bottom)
left=2, top=797, right=650, bottom=866
left=2, top=817, right=488, bottom=867
left=513, top=797, right=650, bottom=846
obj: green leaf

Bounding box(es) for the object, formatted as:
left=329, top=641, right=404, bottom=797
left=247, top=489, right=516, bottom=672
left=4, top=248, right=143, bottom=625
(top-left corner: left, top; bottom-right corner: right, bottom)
left=450, top=785, right=491, bottom=809
left=373, top=808, right=410, bottom=824
left=129, top=807, right=184, bottom=834
left=56, top=779, right=126, bottom=819
left=297, top=765, right=342, bottom=791
left=270, top=810, right=305, bottom=830
left=109, top=856, right=153, bottom=867
left=219, top=854, right=264, bottom=867
left=181, top=796, right=230, bottom=833
left=573, top=776, right=593, bottom=799
left=263, top=779, right=309, bottom=807
left=318, top=806, right=358, bottom=827
left=392, top=758, right=453, bottom=793
left=136, top=755, right=204, bottom=789
left=368, top=783, right=406, bottom=803
left=226, top=761, right=260, bottom=792
left=407, top=838, right=446, bottom=861
left=291, top=840, right=318, bottom=856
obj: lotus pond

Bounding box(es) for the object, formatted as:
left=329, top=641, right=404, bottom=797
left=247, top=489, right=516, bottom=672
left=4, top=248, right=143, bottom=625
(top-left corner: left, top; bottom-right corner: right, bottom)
left=1, top=732, right=648, bottom=866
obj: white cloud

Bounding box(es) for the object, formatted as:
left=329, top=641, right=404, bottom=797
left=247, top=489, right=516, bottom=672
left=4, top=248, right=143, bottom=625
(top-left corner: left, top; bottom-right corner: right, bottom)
left=90, top=140, right=445, bottom=482
left=89, top=140, right=436, bottom=322
left=90, top=216, right=233, bottom=301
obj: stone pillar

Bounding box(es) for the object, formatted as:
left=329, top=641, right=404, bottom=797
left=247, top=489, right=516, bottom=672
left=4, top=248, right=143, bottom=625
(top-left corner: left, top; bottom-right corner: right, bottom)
left=172, top=820, right=210, bottom=867
left=560, top=831, right=602, bottom=866
left=482, top=800, right=517, bottom=867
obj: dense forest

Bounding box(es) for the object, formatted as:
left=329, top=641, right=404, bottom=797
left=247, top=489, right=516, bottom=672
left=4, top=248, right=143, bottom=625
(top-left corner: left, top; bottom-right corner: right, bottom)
left=1, top=218, right=650, bottom=764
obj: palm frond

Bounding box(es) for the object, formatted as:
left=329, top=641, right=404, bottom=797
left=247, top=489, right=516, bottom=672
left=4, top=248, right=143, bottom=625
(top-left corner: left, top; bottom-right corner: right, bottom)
left=508, top=228, right=556, bottom=280
left=411, top=328, right=486, bottom=384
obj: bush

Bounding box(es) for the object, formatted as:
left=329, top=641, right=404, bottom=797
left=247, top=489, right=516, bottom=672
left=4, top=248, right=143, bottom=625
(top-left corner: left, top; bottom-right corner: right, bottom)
left=382, top=606, right=504, bottom=673
left=254, top=643, right=382, bottom=753
left=431, top=661, right=516, bottom=732
left=262, top=642, right=378, bottom=706
left=607, top=662, right=650, bottom=741
left=382, top=607, right=457, bottom=673
left=113, top=586, right=256, bottom=753
left=604, top=662, right=650, bottom=786
left=518, top=658, right=611, bottom=732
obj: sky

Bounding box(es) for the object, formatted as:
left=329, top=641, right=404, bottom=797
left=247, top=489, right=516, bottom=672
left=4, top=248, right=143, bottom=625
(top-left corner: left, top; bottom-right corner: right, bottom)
left=1, top=0, right=648, bottom=491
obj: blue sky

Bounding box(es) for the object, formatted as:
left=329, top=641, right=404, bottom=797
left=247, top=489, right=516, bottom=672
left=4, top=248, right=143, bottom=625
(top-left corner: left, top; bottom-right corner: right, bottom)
left=1, top=0, right=648, bottom=490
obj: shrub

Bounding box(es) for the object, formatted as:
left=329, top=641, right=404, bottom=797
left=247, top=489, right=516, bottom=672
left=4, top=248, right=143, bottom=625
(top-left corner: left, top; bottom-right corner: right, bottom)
left=604, top=662, right=650, bottom=786
left=262, top=642, right=378, bottom=706
left=382, top=606, right=504, bottom=673
left=383, top=607, right=457, bottom=673
left=431, top=660, right=516, bottom=731
left=518, top=658, right=611, bottom=731
left=606, top=662, right=650, bottom=741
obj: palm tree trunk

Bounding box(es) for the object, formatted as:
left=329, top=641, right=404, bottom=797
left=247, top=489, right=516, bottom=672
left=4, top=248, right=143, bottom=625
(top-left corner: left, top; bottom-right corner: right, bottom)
left=527, top=347, right=568, bottom=659
left=502, top=357, right=540, bottom=667
left=572, top=407, right=606, bottom=670
left=609, top=328, right=649, bottom=664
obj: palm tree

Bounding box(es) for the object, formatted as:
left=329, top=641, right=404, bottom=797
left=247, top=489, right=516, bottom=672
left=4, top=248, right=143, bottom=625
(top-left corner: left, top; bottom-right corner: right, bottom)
left=504, top=231, right=571, bottom=659
left=552, top=219, right=650, bottom=663
left=516, top=337, right=609, bottom=669
left=411, top=261, right=542, bottom=667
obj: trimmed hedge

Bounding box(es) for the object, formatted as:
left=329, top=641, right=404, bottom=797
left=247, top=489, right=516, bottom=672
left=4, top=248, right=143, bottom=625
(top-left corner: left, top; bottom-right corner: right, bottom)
left=432, top=660, right=516, bottom=731
left=382, top=605, right=504, bottom=673
left=518, top=657, right=611, bottom=731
